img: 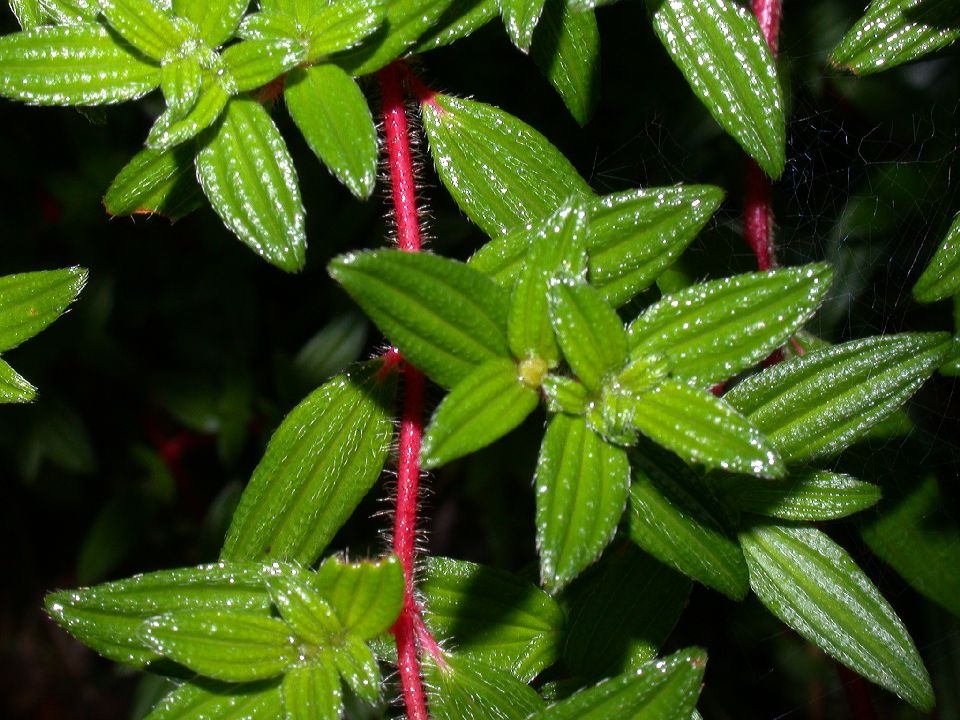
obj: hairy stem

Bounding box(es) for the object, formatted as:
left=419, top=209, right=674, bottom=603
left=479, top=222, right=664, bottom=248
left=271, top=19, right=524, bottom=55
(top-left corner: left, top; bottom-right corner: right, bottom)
left=379, top=61, right=433, bottom=720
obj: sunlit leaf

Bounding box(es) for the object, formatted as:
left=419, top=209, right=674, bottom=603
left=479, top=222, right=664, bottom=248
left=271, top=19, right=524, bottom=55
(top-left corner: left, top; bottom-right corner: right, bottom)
left=420, top=556, right=565, bottom=682
left=741, top=522, right=933, bottom=710
left=0, top=267, right=87, bottom=352
left=329, top=250, right=511, bottom=388
left=311, top=555, right=404, bottom=640
left=725, top=332, right=952, bottom=464
left=413, top=0, right=500, bottom=52
left=147, top=71, right=230, bottom=150
left=422, top=94, right=592, bottom=237
left=646, top=0, right=785, bottom=177
left=220, top=38, right=304, bottom=93
left=266, top=574, right=340, bottom=645
left=302, top=0, right=386, bottom=60
left=160, top=54, right=202, bottom=120
left=221, top=362, right=396, bottom=565
left=98, top=0, right=186, bottom=60
left=195, top=97, right=306, bottom=272
left=172, top=0, right=250, bottom=47
left=500, top=0, right=546, bottom=51
left=282, top=660, right=342, bottom=720
left=0, top=23, right=160, bottom=105
left=536, top=414, right=630, bottom=594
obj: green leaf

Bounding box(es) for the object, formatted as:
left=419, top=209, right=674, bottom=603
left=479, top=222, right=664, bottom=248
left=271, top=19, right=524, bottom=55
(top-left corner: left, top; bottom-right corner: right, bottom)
left=143, top=610, right=298, bottom=682
left=543, top=374, right=589, bottom=415
left=547, top=283, right=627, bottom=393
left=0, top=357, right=36, bottom=403
left=195, top=97, right=306, bottom=272
left=499, top=0, right=546, bottom=50
left=424, top=654, right=546, bottom=720
left=536, top=414, right=630, bottom=594
left=725, top=332, right=952, bottom=464
left=302, top=0, right=386, bottom=60
left=0, top=267, right=86, bottom=352
left=238, top=12, right=302, bottom=43
left=913, top=211, right=960, bottom=303
left=420, top=556, right=565, bottom=682
left=470, top=185, right=723, bottom=307
left=0, top=23, right=160, bottom=105
left=9, top=0, right=45, bottom=28
left=147, top=71, right=230, bottom=150
left=562, top=544, right=692, bottom=680
left=646, top=0, right=785, bottom=177
left=628, top=442, right=748, bottom=599
left=160, top=54, right=202, bottom=120
left=36, top=0, right=101, bottom=25
left=740, top=522, right=933, bottom=710
left=531, top=0, right=599, bottom=125
left=862, top=475, right=960, bottom=618
left=45, top=562, right=296, bottom=667
left=220, top=39, right=304, bottom=93
left=331, top=637, right=381, bottom=705
left=145, top=680, right=283, bottom=720
left=624, top=380, right=784, bottom=478
left=221, top=362, right=395, bottom=565
left=508, top=198, right=588, bottom=366
left=98, top=0, right=186, bottom=60
left=285, top=64, right=378, bottom=200
left=413, top=0, right=499, bottom=53
left=531, top=648, right=706, bottom=719
left=281, top=661, right=342, bottom=720
left=712, top=469, right=881, bottom=521
left=422, top=94, right=592, bottom=237
left=421, top=358, right=539, bottom=469
left=329, top=250, right=511, bottom=388
left=266, top=574, right=340, bottom=645
left=311, top=555, right=404, bottom=640
left=104, top=144, right=204, bottom=221
left=832, top=0, right=960, bottom=75
left=172, top=0, right=250, bottom=46
left=627, top=264, right=833, bottom=387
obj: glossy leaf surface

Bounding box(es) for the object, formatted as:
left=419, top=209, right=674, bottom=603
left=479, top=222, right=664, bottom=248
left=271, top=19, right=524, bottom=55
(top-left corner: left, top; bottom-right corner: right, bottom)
left=221, top=363, right=395, bottom=564
left=725, top=333, right=952, bottom=463
left=713, top=469, right=881, bottom=521
left=46, top=562, right=291, bottom=667
left=646, top=0, right=785, bottom=177
left=547, top=283, right=627, bottom=392
left=0, top=358, right=36, bottom=403
left=530, top=0, right=599, bottom=125
left=329, top=251, right=511, bottom=388
left=741, top=523, right=933, bottom=710
left=832, top=0, right=960, bottom=75
left=0, top=23, right=160, bottom=105
left=627, top=380, right=784, bottom=479
left=282, top=662, right=342, bottom=720
left=302, top=0, right=386, bottom=59
left=627, top=264, right=833, bottom=387
left=285, top=64, right=378, bottom=200
left=160, top=55, right=202, bottom=120
left=420, top=556, right=565, bottom=682
left=421, top=358, right=539, bottom=469
left=145, top=680, right=283, bottom=720
left=563, top=544, right=691, bottom=679
left=629, top=443, right=748, bottom=599
left=220, top=39, right=303, bottom=93
left=532, top=648, right=706, bottom=719
left=143, top=610, right=297, bottom=682
left=195, top=97, right=306, bottom=272
left=311, top=555, right=404, bottom=640
left=147, top=72, right=230, bottom=150
left=500, top=0, right=546, bottom=50
left=266, top=574, right=340, bottom=646
left=862, top=475, right=960, bottom=618
left=424, top=654, right=546, bottom=720
left=422, top=94, right=592, bottom=237
left=104, top=145, right=203, bottom=221
left=536, top=414, right=630, bottom=594
left=913, top=211, right=960, bottom=303
left=0, top=267, right=87, bottom=352
left=173, top=0, right=250, bottom=46
left=413, top=0, right=499, bottom=52
left=332, top=637, right=380, bottom=705
left=98, top=0, right=185, bottom=60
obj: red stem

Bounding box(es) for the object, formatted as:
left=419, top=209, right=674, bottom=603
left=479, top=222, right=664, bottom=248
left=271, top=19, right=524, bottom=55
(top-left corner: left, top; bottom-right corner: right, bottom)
left=378, top=61, right=436, bottom=720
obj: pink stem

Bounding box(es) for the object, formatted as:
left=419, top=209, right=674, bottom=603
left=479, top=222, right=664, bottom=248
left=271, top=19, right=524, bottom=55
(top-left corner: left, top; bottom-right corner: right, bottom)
left=378, top=61, right=436, bottom=720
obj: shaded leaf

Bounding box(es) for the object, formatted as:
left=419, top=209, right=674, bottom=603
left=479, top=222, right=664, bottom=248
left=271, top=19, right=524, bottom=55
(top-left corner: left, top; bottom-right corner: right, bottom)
left=628, top=442, right=749, bottom=599
left=421, top=358, right=539, bottom=469
left=0, top=23, right=160, bottom=105
left=725, top=332, right=952, bottom=464
left=329, top=250, right=511, bottom=388
left=311, top=555, right=404, bottom=640
left=420, top=556, right=565, bottom=683
left=424, top=654, right=546, bottom=720
left=145, top=680, right=283, bottom=720
left=195, top=97, right=306, bottom=272
left=221, top=362, right=396, bottom=565
left=282, top=660, right=342, bottom=720
left=413, top=0, right=499, bottom=52
left=646, top=0, right=785, bottom=177
left=285, top=64, right=378, bottom=199
left=104, top=144, right=204, bottom=221
left=0, top=267, right=86, bottom=352
left=331, top=637, right=381, bottom=705
left=627, top=264, right=833, bottom=387
left=741, top=522, right=933, bottom=710
left=422, top=94, right=592, bottom=237
left=913, top=211, right=960, bottom=303
left=536, top=414, right=630, bottom=594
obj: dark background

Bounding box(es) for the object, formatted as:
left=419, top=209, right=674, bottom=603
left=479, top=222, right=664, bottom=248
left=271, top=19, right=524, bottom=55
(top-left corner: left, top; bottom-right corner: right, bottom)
left=1, top=1, right=959, bottom=718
